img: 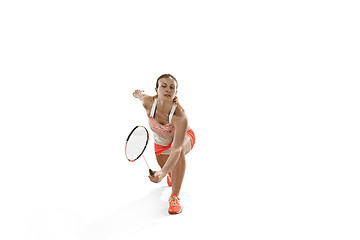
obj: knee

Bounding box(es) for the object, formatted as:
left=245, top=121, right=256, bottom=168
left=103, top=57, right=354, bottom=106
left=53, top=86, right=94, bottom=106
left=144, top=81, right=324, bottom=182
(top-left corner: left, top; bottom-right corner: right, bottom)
left=173, top=147, right=185, bottom=157
left=172, top=147, right=186, bottom=165
left=179, top=148, right=186, bottom=158
left=178, top=150, right=186, bottom=163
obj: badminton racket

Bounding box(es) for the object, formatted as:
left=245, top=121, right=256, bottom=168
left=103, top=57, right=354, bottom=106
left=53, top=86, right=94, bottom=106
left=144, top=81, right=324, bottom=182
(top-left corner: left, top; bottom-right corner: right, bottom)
left=125, top=125, right=154, bottom=176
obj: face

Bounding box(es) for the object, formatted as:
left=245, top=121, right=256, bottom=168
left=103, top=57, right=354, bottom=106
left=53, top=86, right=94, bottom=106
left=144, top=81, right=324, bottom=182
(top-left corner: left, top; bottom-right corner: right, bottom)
left=156, top=77, right=177, bottom=101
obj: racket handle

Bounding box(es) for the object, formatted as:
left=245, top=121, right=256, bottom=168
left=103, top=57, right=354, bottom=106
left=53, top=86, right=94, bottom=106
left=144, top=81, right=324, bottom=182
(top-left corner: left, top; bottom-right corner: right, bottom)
left=149, top=169, right=154, bottom=176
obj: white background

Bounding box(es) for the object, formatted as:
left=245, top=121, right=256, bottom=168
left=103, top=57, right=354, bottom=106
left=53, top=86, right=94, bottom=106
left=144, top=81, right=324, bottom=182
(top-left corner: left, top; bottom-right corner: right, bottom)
left=1, top=0, right=359, bottom=239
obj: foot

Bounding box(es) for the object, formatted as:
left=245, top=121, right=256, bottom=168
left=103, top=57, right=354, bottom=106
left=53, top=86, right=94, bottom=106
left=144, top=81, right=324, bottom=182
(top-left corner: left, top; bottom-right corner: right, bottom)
left=168, top=195, right=182, bottom=214
left=167, top=173, right=172, bottom=187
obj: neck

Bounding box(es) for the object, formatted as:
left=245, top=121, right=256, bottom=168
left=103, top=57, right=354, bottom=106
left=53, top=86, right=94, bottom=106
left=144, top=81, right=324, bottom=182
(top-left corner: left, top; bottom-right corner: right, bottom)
left=157, top=98, right=173, bottom=114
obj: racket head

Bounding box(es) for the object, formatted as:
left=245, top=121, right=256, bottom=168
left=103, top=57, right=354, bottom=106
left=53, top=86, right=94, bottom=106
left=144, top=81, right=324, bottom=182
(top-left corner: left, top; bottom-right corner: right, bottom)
left=125, top=126, right=149, bottom=162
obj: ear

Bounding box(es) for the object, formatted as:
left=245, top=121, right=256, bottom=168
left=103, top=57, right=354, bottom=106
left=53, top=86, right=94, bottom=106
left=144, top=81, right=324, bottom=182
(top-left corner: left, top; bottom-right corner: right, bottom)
left=155, top=88, right=158, bottom=94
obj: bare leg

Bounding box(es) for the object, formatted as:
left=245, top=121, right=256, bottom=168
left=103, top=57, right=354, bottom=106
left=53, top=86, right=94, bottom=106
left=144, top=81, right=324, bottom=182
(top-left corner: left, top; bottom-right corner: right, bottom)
left=171, top=150, right=186, bottom=196
left=156, top=135, right=193, bottom=195
left=171, top=135, right=193, bottom=196
left=155, top=154, right=168, bottom=169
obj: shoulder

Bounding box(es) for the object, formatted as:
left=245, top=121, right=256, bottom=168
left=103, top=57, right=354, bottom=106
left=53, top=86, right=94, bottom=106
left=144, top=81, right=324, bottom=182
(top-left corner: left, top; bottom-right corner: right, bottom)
left=173, top=103, right=185, bottom=117
left=142, top=95, right=155, bottom=110
left=172, top=108, right=188, bottom=129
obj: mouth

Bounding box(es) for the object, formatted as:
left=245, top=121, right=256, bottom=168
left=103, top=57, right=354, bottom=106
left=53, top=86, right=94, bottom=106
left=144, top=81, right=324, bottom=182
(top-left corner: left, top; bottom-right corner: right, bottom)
left=164, top=94, right=171, bottom=97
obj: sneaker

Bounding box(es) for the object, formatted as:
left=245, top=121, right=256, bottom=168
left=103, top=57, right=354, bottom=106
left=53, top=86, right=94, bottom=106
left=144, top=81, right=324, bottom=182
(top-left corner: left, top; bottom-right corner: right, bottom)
left=167, top=173, right=172, bottom=187
left=168, top=195, right=182, bottom=214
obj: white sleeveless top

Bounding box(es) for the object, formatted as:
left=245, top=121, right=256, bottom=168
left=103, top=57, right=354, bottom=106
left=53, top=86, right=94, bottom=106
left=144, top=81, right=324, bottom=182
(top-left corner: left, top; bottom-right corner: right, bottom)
left=149, top=98, right=177, bottom=147
left=148, top=98, right=190, bottom=148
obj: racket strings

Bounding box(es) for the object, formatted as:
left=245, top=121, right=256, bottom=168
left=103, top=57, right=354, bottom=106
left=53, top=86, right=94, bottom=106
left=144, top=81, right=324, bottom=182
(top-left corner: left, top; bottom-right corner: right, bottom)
left=125, top=126, right=149, bottom=161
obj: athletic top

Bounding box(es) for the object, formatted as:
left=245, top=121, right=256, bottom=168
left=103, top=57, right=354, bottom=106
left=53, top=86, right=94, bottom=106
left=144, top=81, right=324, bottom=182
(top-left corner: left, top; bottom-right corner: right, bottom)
left=148, top=98, right=190, bottom=146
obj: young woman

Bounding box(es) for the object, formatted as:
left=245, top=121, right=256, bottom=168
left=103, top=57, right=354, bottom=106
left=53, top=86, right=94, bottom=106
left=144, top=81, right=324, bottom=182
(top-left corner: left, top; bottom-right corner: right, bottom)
left=133, top=74, right=195, bottom=214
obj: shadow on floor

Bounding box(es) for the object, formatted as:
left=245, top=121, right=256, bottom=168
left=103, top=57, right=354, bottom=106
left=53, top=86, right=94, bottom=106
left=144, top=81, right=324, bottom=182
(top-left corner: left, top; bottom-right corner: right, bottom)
left=78, top=186, right=169, bottom=239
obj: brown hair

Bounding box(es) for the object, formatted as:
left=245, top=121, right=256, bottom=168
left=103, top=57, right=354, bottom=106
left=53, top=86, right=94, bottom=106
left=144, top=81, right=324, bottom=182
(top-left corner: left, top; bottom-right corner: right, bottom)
left=156, top=74, right=178, bottom=89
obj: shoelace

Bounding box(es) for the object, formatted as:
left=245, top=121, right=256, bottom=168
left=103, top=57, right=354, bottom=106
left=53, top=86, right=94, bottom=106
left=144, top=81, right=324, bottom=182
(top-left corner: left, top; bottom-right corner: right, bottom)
left=169, top=196, right=180, bottom=206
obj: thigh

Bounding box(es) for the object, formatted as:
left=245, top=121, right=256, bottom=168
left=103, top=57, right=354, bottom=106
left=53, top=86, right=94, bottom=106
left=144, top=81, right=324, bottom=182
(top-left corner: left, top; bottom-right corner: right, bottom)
left=183, top=134, right=193, bottom=155
left=155, top=154, right=169, bottom=167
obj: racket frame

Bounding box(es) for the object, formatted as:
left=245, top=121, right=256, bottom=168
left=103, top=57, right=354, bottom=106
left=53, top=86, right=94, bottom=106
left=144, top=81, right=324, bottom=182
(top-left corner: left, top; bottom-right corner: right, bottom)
left=125, top=125, right=149, bottom=162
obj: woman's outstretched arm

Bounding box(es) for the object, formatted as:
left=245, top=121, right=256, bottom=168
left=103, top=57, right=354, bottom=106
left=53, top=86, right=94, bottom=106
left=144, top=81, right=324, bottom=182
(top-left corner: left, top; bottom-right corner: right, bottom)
left=133, top=89, right=153, bottom=109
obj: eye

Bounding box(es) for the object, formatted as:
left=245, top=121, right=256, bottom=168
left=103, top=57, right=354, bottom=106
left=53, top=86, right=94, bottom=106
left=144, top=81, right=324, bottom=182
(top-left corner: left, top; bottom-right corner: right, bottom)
left=170, top=86, right=174, bottom=89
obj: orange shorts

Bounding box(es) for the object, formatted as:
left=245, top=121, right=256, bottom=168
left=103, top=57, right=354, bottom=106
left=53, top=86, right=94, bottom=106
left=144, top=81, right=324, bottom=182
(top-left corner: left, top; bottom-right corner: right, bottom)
left=154, top=129, right=195, bottom=156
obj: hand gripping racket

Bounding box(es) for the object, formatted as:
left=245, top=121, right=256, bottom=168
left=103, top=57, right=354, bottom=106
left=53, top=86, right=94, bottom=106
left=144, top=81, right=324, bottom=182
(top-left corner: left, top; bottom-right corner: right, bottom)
left=125, top=126, right=154, bottom=176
